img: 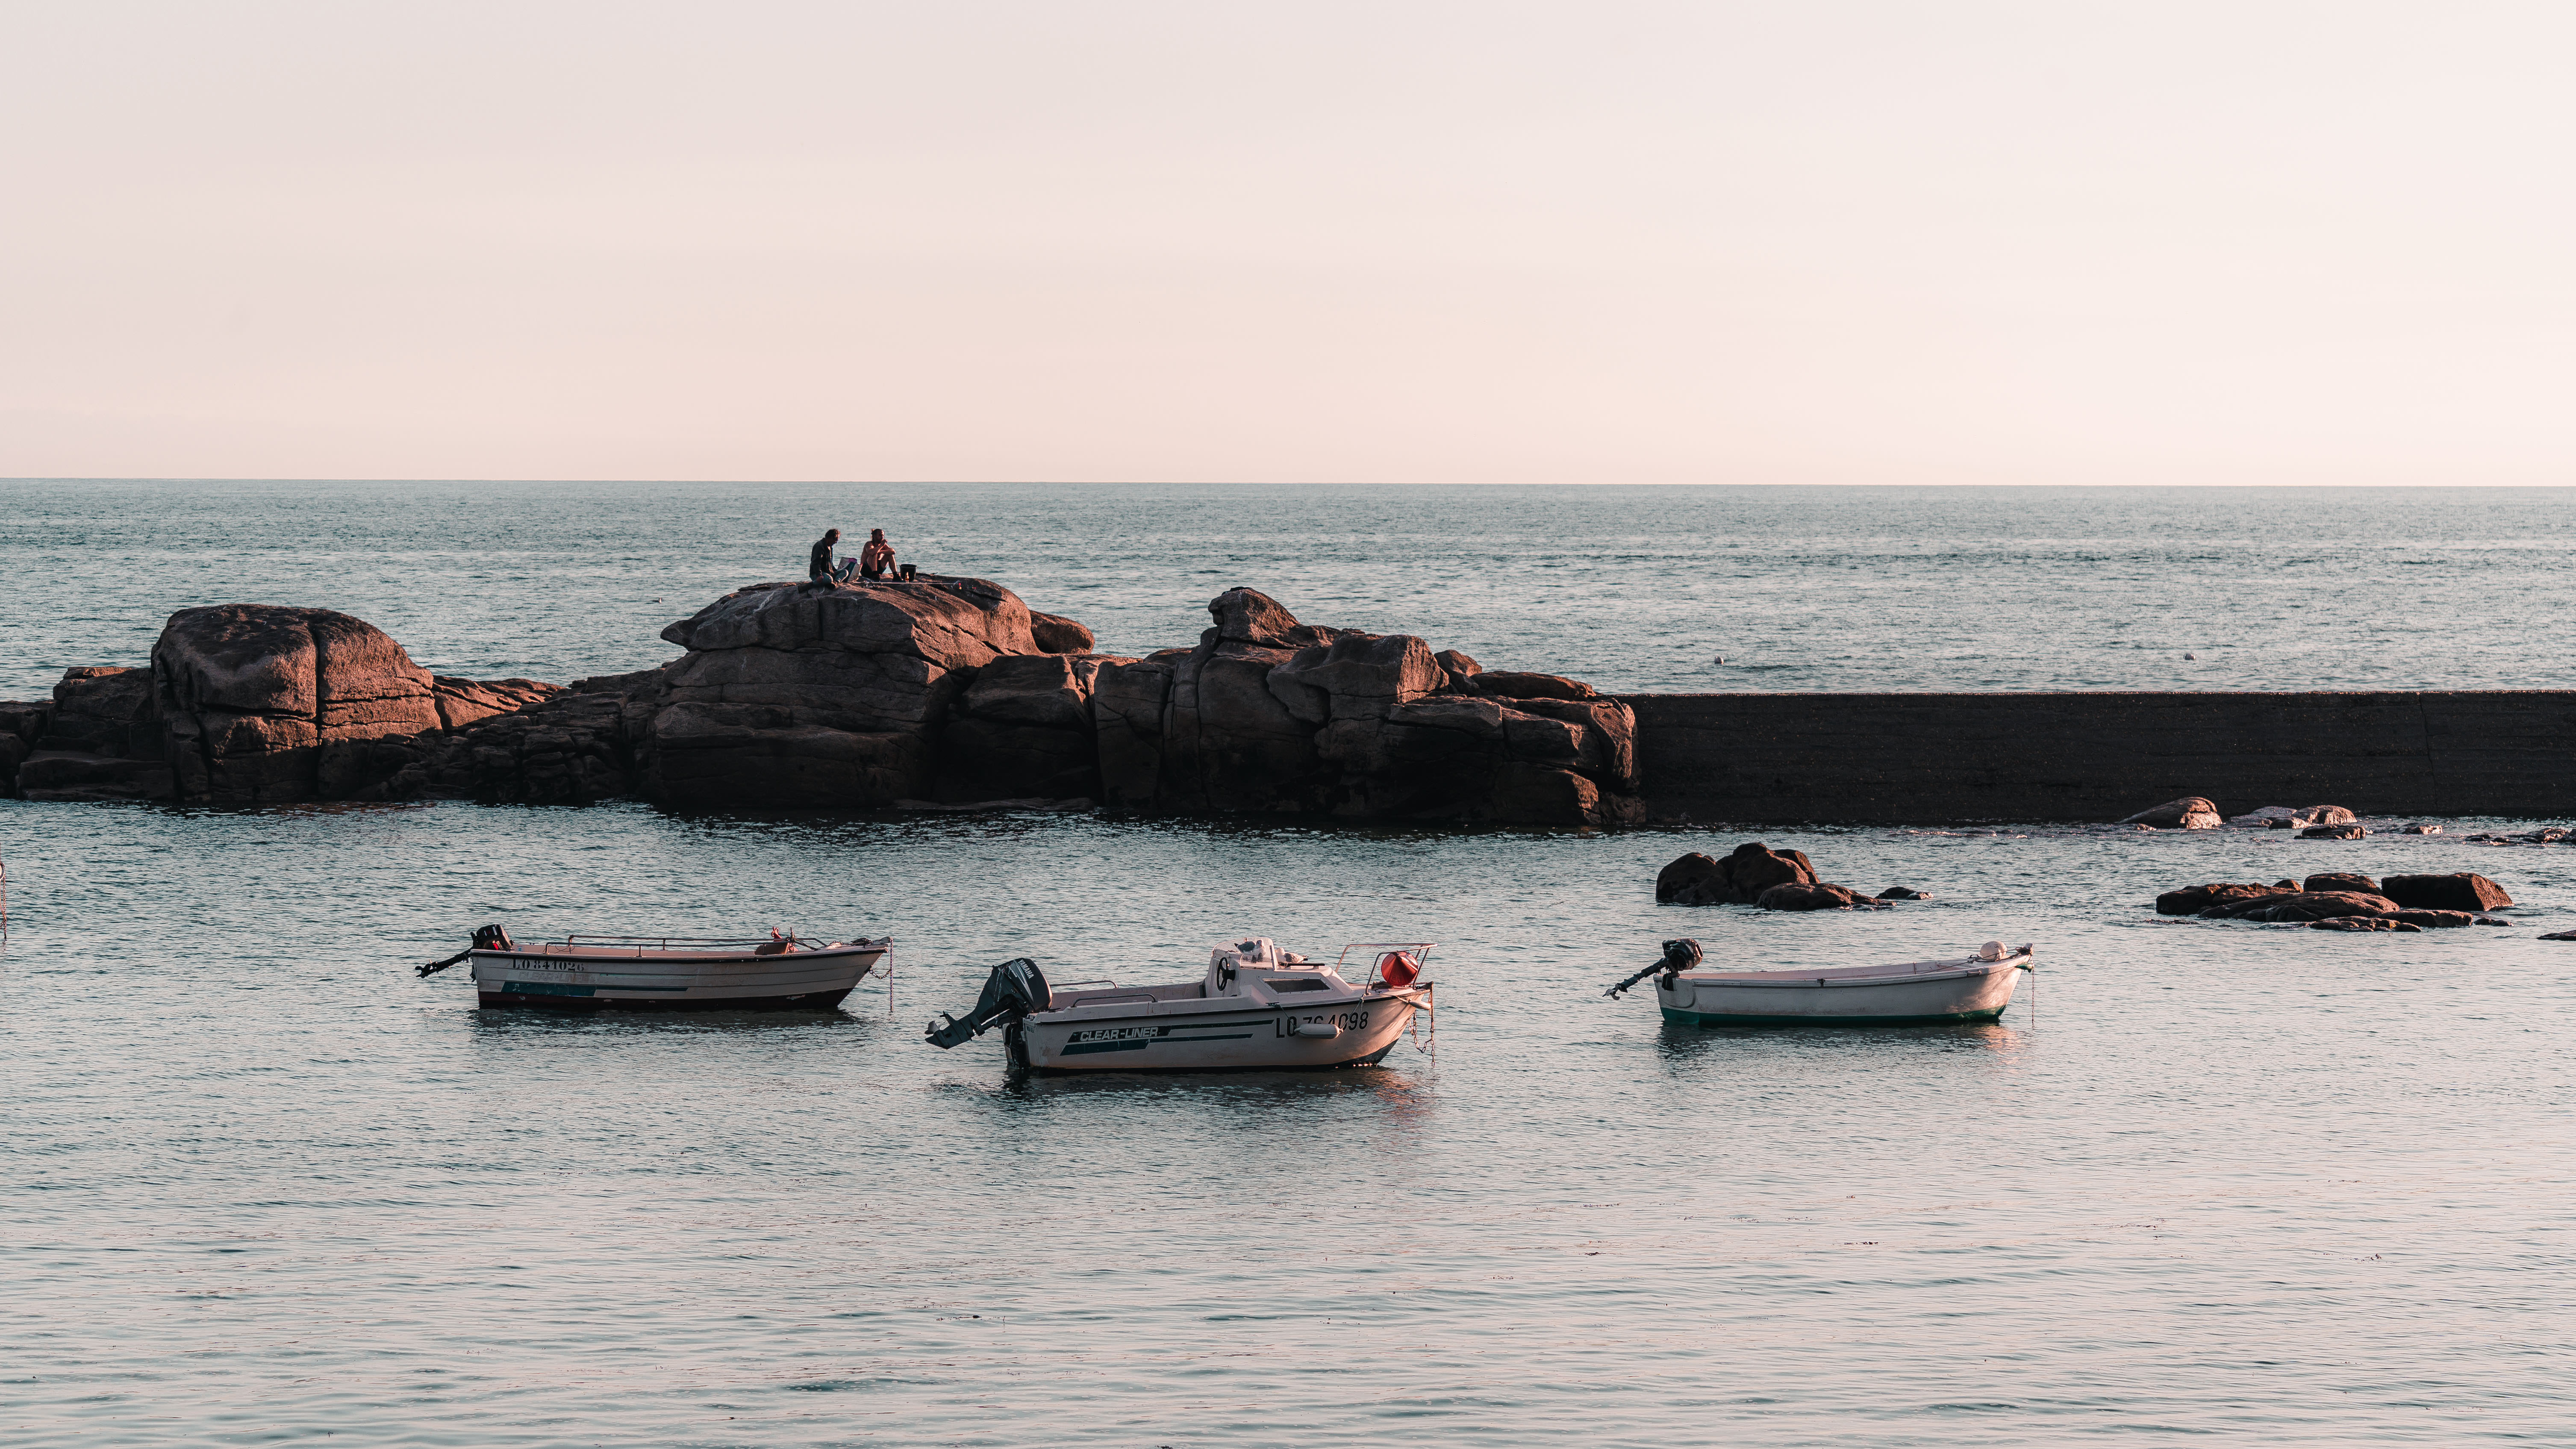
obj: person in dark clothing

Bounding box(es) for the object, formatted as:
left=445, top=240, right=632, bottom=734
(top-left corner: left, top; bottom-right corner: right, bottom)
left=809, top=529, right=855, bottom=587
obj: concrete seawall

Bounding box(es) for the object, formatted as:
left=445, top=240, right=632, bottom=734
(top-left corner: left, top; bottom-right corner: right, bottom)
left=1622, top=691, right=2576, bottom=823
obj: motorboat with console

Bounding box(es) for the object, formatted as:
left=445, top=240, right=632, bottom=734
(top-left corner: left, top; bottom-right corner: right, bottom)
left=419, top=925, right=891, bottom=1011
left=925, top=937, right=1435, bottom=1074
left=1607, top=937, right=2032, bottom=1025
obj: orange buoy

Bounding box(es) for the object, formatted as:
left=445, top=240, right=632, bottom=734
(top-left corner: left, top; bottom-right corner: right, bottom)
left=1377, top=950, right=1420, bottom=987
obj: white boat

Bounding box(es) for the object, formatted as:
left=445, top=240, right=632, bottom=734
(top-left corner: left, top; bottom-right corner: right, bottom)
left=420, top=926, right=891, bottom=1011
left=926, top=938, right=1435, bottom=1074
left=1608, top=937, right=2031, bottom=1026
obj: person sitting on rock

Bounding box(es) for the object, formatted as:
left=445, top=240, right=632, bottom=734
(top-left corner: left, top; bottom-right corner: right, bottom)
left=859, top=529, right=897, bottom=581
left=809, top=529, right=856, bottom=588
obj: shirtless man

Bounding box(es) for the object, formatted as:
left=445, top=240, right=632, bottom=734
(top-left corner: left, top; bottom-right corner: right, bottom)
left=858, top=529, right=897, bottom=581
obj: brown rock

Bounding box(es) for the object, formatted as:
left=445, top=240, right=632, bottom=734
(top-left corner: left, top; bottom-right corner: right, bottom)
left=2303, top=872, right=2380, bottom=895
left=40, top=667, right=156, bottom=758
left=1756, top=881, right=1868, bottom=911
left=2301, top=824, right=2368, bottom=839
left=2378, top=873, right=2513, bottom=912
left=2201, top=890, right=2399, bottom=922
left=1472, top=671, right=1598, bottom=702
left=1029, top=612, right=1096, bottom=654
left=2120, top=796, right=2222, bottom=830
left=1658, top=842, right=1819, bottom=905
left=936, top=653, right=1132, bottom=801
left=2388, top=910, right=2475, bottom=928
left=151, top=606, right=447, bottom=803
left=17, top=751, right=176, bottom=801
left=432, top=677, right=562, bottom=730
left=645, top=577, right=1043, bottom=807
left=2311, top=916, right=2420, bottom=932
left=2156, top=882, right=2294, bottom=916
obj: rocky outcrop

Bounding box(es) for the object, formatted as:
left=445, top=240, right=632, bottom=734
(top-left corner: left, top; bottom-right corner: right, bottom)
left=1028, top=612, right=1097, bottom=654
left=1657, top=842, right=1890, bottom=910
left=1658, top=843, right=1817, bottom=904
left=2378, top=873, right=2512, bottom=912
left=10, top=581, right=1643, bottom=826
left=1095, top=589, right=1640, bottom=826
left=2312, top=917, right=2420, bottom=932
left=2303, top=872, right=2379, bottom=895
left=2121, top=796, right=2222, bottom=829
left=642, top=576, right=1038, bottom=808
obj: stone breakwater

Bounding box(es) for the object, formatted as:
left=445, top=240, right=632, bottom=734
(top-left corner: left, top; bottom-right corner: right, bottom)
left=11, top=583, right=2576, bottom=827
left=0, top=580, right=1642, bottom=828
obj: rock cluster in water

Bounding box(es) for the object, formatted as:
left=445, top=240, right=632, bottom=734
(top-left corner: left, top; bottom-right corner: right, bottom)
left=2119, top=797, right=2365, bottom=832
left=1655, top=843, right=1923, bottom=911
left=0, top=581, right=1641, bottom=827
left=2154, top=871, right=2514, bottom=931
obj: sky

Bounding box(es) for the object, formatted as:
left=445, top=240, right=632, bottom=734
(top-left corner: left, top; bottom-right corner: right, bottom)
left=3, top=1, right=2571, bottom=485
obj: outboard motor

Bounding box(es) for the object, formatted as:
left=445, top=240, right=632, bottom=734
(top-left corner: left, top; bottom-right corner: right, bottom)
left=1603, top=937, right=1702, bottom=999
left=420, top=923, right=513, bottom=978
left=925, top=957, right=1051, bottom=1050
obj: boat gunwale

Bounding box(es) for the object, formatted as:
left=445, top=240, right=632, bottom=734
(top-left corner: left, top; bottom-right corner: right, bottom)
left=1675, top=955, right=2026, bottom=990
left=1029, top=984, right=1430, bottom=1031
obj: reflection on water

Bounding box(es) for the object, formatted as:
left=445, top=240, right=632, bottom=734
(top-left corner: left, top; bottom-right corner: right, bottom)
left=2, top=801, right=2570, bottom=1446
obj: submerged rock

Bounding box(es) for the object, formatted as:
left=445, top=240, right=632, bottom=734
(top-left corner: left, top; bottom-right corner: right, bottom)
left=2199, top=890, right=2400, bottom=922
left=2121, top=796, right=2222, bottom=830
left=2301, top=824, right=2368, bottom=839
left=2155, top=882, right=2295, bottom=916
left=1756, top=881, right=1875, bottom=911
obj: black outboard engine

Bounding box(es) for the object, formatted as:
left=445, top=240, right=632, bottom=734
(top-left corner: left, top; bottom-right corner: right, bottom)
left=1603, top=937, right=1702, bottom=999
left=420, top=924, right=513, bottom=977
left=925, top=957, right=1051, bottom=1050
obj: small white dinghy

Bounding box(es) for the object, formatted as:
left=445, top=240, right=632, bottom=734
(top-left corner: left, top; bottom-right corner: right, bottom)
left=420, top=925, right=891, bottom=1011
left=1607, top=937, right=2032, bottom=1026
left=925, top=938, right=1435, bottom=1074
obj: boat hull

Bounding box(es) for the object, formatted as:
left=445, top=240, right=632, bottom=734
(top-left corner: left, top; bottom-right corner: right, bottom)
left=469, top=945, right=886, bottom=1012
left=1019, top=990, right=1426, bottom=1074
left=1657, top=957, right=2025, bottom=1027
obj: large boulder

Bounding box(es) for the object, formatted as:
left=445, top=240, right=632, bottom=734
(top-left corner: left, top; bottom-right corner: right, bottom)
left=2121, top=796, right=2222, bottom=829
left=2379, top=873, right=2513, bottom=912
left=2303, top=872, right=2379, bottom=895
left=15, top=669, right=175, bottom=801
left=150, top=605, right=447, bottom=802
left=1657, top=842, right=1820, bottom=905
left=643, top=577, right=1041, bottom=808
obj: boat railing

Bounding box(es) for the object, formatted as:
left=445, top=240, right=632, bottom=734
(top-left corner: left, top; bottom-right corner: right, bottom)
left=1333, top=941, right=1438, bottom=990
left=547, top=934, right=892, bottom=955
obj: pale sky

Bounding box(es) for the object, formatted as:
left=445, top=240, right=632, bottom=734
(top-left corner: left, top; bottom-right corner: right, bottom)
left=4, top=1, right=2571, bottom=484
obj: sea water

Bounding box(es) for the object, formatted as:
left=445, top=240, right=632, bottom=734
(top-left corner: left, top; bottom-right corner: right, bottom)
left=2, top=482, right=2573, bottom=1446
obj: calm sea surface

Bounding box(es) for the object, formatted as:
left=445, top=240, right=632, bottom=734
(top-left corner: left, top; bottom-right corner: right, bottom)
left=3, top=482, right=2573, bottom=1446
